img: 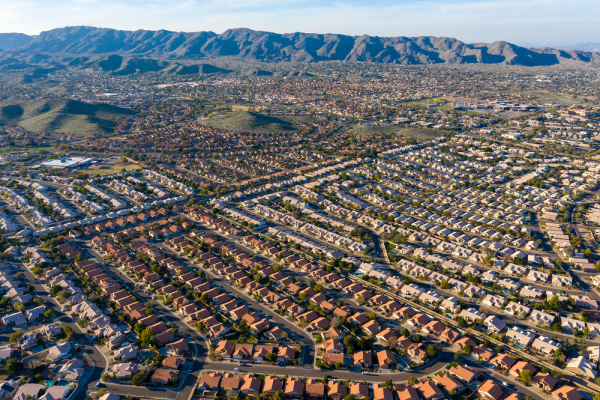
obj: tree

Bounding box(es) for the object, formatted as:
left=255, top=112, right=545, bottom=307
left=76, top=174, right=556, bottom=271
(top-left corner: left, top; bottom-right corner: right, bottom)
left=134, top=323, right=147, bottom=335
left=356, top=295, right=365, bottom=304
left=140, top=328, right=156, bottom=347
left=58, top=290, right=71, bottom=300
left=343, top=336, right=356, bottom=347
left=199, top=292, right=209, bottom=304
left=44, top=309, right=54, bottom=319
left=275, top=390, right=285, bottom=400
left=194, top=321, right=206, bottom=333
left=407, top=376, right=418, bottom=386
left=9, top=331, right=23, bottom=344
left=132, top=371, right=145, bottom=386
left=101, top=373, right=111, bottom=382
left=427, top=344, right=439, bottom=358
left=520, top=369, right=533, bottom=385
left=382, top=378, right=393, bottom=390
left=299, top=292, right=308, bottom=301
left=412, top=334, right=421, bottom=343
left=5, top=358, right=23, bottom=374
left=570, top=236, right=582, bottom=248
left=463, top=344, right=473, bottom=355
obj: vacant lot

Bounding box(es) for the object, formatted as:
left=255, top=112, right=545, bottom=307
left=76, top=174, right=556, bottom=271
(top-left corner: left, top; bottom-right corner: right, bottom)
left=80, top=161, right=140, bottom=176
left=198, top=110, right=312, bottom=133
left=346, top=125, right=447, bottom=139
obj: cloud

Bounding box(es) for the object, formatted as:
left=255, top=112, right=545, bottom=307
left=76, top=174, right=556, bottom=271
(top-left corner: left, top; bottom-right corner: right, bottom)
left=0, top=0, right=598, bottom=45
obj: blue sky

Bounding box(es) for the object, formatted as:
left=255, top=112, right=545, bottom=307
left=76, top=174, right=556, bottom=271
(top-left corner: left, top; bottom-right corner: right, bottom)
left=0, top=0, right=598, bottom=46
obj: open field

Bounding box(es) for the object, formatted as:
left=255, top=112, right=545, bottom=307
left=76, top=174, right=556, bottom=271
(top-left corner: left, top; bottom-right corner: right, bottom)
left=198, top=110, right=312, bottom=133
left=345, top=125, right=447, bottom=139
left=402, top=97, right=451, bottom=108
left=0, top=146, right=54, bottom=155
left=78, top=161, right=140, bottom=176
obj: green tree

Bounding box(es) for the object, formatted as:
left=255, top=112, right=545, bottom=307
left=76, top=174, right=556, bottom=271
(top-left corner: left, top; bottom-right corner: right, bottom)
left=463, top=344, right=473, bottom=355
left=427, top=344, right=439, bottom=358
left=44, top=309, right=54, bottom=319
left=5, top=358, right=23, bottom=374
left=9, top=331, right=23, bottom=344
left=140, top=328, right=156, bottom=347
left=343, top=336, right=356, bottom=347
left=199, top=292, right=209, bottom=304
left=131, top=371, right=145, bottom=386
left=520, top=369, right=533, bottom=385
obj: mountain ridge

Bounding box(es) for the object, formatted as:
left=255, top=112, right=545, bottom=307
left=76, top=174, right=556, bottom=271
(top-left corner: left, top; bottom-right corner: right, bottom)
left=1, top=26, right=599, bottom=67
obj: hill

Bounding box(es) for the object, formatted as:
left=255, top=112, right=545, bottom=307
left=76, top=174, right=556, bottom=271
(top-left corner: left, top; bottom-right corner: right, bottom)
left=198, top=110, right=310, bottom=133
left=4, top=26, right=598, bottom=67
left=0, top=33, right=34, bottom=50
left=0, top=98, right=136, bottom=135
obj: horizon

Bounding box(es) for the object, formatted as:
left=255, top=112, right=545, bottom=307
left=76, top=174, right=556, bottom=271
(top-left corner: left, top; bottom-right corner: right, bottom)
left=0, top=0, right=598, bottom=48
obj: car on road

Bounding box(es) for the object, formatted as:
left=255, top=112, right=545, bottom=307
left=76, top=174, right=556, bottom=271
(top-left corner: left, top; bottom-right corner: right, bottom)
left=362, top=371, right=369, bottom=375
left=234, top=368, right=241, bottom=372
left=96, top=382, right=103, bottom=387
left=502, top=382, right=508, bottom=387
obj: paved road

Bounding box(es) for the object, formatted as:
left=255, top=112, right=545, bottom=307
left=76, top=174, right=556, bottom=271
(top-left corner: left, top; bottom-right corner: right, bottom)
left=200, top=350, right=453, bottom=382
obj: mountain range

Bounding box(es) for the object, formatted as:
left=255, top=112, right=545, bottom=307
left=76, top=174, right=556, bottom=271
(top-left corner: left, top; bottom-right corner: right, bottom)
left=0, top=26, right=599, bottom=75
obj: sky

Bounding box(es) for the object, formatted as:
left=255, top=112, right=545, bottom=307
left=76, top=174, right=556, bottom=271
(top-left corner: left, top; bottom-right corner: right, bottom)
left=0, top=0, right=599, bottom=47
